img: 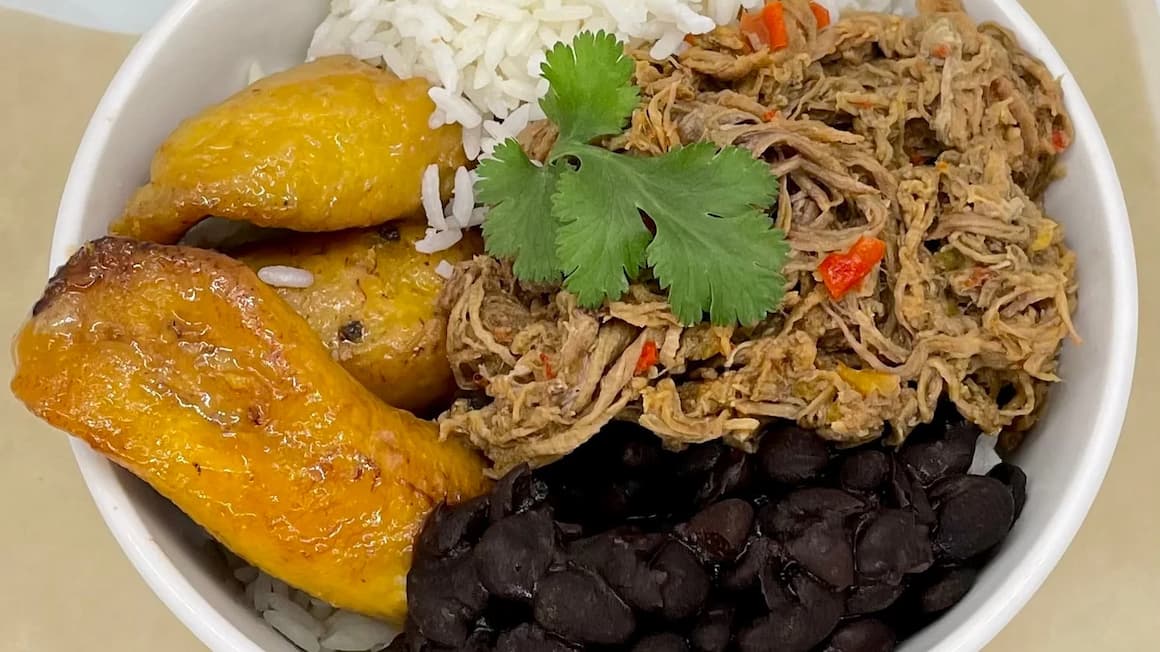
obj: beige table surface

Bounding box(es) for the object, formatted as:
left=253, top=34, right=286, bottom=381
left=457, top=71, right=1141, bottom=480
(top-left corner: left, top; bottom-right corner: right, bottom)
left=1, top=3, right=1158, bottom=651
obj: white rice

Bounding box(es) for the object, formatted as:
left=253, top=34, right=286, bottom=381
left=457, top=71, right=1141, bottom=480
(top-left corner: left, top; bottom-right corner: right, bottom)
left=416, top=162, right=477, bottom=256
left=258, top=266, right=315, bottom=289
left=419, top=164, right=446, bottom=230
left=238, top=565, right=396, bottom=652
left=414, top=226, right=464, bottom=254
left=449, top=167, right=475, bottom=229
left=434, top=259, right=456, bottom=279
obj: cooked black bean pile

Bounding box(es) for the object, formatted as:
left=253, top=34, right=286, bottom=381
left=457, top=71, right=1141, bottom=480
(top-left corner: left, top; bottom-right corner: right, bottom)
left=391, top=406, right=1026, bottom=651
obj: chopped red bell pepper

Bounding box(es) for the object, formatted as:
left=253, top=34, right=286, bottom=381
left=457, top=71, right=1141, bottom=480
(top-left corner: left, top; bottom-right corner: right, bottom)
left=635, top=341, right=659, bottom=375
left=763, top=2, right=790, bottom=50
left=741, top=2, right=789, bottom=51
left=809, top=2, right=831, bottom=29
left=742, top=1, right=831, bottom=51
left=539, top=352, right=556, bottom=379
left=1052, top=129, right=1070, bottom=153
left=739, top=7, right=769, bottom=47
left=818, top=236, right=887, bottom=300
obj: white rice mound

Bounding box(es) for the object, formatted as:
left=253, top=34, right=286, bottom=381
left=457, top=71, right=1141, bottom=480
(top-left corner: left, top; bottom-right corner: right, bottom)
left=233, top=562, right=395, bottom=652
left=308, top=0, right=770, bottom=157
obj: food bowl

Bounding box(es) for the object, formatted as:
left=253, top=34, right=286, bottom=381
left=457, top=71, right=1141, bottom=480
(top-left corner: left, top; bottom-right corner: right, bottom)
left=49, top=0, right=1137, bottom=650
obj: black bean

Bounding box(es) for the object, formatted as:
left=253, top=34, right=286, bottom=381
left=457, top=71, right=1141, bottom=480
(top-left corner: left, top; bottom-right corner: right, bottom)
left=845, top=581, right=906, bottom=615
left=855, top=509, right=933, bottom=583
left=695, top=447, right=752, bottom=506
left=888, top=463, right=935, bottom=525
left=722, top=537, right=780, bottom=592
left=759, top=488, right=866, bottom=539
left=788, top=568, right=844, bottom=626
left=839, top=450, right=891, bottom=492
left=397, top=619, right=426, bottom=652
left=898, top=422, right=977, bottom=486
left=917, top=567, right=978, bottom=614
left=758, top=423, right=831, bottom=484
left=619, top=529, right=669, bottom=555
left=821, top=619, right=897, bottom=652
left=679, top=443, right=726, bottom=476
left=534, top=569, right=636, bottom=645
left=621, top=435, right=664, bottom=469
left=569, top=533, right=665, bottom=612
left=633, top=633, right=690, bottom=652
left=475, top=510, right=556, bottom=601
left=790, top=569, right=844, bottom=629
left=406, top=555, right=488, bottom=647
left=677, top=499, right=755, bottom=563
left=490, top=464, right=549, bottom=522
left=584, top=484, right=632, bottom=524
left=987, top=462, right=1028, bottom=519
left=495, top=623, right=576, bottom=652
left=758, top=556, right=793, bottom=611
left=787, top=520, right=855, bottom=589
left=653, top=540, right=711, bottom=620
left=931, top=476, right=1015, bottom=561
left=462, top=628, right=495, bottom=652
left=556, top=521, right=584, bottom=539
left=738, top=571, right=842, bottom=652
left=406, top=631, right=429, bottom=652
left=689, top=604, right=734, bottom=652
left=415, top=496, right=490, bottom=562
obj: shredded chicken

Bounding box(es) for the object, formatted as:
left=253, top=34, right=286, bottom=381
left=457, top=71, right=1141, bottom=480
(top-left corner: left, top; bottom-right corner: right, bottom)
left=440, top=0, right=1077, bottom=475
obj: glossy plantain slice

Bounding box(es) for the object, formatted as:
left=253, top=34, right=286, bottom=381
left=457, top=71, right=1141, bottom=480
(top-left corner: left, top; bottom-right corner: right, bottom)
left=236, top=223, right=481, bottom=415
left=111, top=55, right=466, bottom=243
left=10, top=237, right=489, bottom=622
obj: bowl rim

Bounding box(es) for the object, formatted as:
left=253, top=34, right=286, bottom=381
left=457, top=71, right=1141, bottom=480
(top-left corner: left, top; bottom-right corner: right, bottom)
left=55, top=0, right=269, bottom=649
left=51, top=1, right=1138, bottom=651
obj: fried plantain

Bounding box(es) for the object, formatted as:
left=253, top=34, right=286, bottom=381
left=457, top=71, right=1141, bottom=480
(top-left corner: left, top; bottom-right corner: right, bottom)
left=236, top=223, right=481, bottom=414
left=11, top=237, right=489, bottom=622
left=111, top=55, right=466, bottom=243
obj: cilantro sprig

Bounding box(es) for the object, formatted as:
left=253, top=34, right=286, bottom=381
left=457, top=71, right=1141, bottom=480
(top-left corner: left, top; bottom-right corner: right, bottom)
left=477, top=31, right=788, bottom=325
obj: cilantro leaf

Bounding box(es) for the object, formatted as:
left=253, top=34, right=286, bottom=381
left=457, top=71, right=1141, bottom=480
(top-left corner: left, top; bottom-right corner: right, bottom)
left=649, top=207, right=789, bottom=325
left=477, top=139, right=561, bottom=282
left=643, top=144, right=785, bottom=325
left=540, top=31, right=639, bottom=144
left=553, top=141, right=784, bottom=325
left=475, top=31, right=790, bottom=326
left=553, top=160, right=653, bottom=306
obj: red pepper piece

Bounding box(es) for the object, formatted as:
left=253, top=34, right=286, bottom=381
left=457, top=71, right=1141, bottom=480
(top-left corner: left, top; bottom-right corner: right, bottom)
left=635, top=341, right=659, bottom=376
left=539, top=352, right=556, bottom=379
left=818, top=236, right=887, bottom=300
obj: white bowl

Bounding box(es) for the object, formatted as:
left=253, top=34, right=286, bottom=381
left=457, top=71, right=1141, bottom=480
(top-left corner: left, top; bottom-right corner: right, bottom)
left=50, top=0, right=1138, bottom=650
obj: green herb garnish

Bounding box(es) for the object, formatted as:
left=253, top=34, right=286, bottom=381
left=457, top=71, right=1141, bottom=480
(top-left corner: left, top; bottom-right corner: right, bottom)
left=477, top=31, right=788, bottom=326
